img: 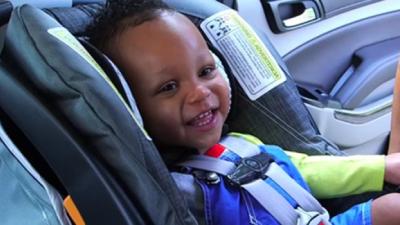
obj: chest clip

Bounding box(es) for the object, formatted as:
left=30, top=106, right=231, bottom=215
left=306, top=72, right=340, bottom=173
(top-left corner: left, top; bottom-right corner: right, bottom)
left=227, top=152, right=271, bottom=187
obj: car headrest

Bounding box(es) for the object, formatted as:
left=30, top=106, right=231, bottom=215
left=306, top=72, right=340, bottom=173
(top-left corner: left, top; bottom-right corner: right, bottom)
left=3, top=4, right=196, bottom=225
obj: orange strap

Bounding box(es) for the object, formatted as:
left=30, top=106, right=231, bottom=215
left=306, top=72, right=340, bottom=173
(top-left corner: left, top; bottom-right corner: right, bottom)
left=64, top=195, right=85, bottom=225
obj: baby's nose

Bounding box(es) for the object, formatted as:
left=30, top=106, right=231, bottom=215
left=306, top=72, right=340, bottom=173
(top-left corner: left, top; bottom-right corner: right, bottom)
left=187, top=84, right=211, bottom=104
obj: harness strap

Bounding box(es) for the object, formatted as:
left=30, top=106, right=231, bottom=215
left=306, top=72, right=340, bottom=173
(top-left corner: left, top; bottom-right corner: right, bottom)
left=220, top=136, right=260, bottom=158
left=267, top=163, right=325, bottom=213
left=180, top=155, right=236, bottom=175
left=218, top=136, right=325, bottom=214
left=243, top=179, right=299, bottom=225
left=178, top=155, right=302, bottom=224
left=178, top=152, right=330, bottom=225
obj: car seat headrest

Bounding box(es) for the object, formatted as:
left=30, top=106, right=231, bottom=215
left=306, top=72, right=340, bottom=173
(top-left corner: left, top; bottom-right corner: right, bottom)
left=5, top=4, right=145, bottom=135
left=3, top=4, right=196, bottom=224
left=80, top=38, right=144, bottom=126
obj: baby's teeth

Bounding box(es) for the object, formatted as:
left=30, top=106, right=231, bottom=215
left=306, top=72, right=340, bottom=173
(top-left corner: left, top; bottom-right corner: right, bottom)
left=197, top=111, right=211, bottom=119
left=192, top=110, right=213, bottom=127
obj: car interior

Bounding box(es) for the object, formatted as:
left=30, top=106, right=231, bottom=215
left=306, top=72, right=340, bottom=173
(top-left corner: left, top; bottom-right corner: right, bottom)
left=0, top=0, right=399, bottom=224
left=238, top=0, right=400, bottom=154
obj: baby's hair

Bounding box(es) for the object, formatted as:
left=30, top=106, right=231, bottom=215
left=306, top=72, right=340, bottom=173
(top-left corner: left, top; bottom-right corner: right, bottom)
left=87, top=0, right=173, bottom=52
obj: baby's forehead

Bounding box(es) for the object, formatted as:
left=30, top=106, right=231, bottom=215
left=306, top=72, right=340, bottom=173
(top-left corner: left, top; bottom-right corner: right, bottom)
left=109, top=11, right=216, bottom=83
left=155, top=12, right=203, bottom=39
left=119, top=13, right=208, bottom=55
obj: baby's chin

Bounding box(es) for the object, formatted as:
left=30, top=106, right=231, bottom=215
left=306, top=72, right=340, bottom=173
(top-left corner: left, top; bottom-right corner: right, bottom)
left=197, top=137, right=222, bottom=155
left=197, top=147, right=210, bottom=155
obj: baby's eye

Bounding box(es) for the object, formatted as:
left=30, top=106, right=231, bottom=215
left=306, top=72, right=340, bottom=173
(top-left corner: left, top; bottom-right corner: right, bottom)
left=199, top=66, right=216, bottom=78
left=158, top=81, right=178, bottom=93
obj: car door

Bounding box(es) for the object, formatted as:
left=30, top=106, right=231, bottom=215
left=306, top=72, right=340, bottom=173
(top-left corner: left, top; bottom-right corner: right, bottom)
left=236, top=0, right=400, bottom=154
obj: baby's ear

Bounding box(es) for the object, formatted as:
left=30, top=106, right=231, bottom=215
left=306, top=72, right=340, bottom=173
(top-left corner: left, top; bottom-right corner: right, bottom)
left=211, top=50, right=229, bottom=84
left=210, top=50, right=232, bottom=113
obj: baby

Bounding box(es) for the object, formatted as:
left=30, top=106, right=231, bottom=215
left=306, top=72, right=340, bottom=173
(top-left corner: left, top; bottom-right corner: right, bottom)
left=88, top=0, right=400, bottom=224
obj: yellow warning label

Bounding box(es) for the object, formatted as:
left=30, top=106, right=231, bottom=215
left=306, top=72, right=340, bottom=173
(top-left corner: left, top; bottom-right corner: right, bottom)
left=201, top=10, right=286, bottom=100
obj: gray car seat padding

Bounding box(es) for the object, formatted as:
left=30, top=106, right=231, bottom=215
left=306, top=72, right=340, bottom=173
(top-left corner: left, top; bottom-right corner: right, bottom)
left=4, top=5, right=196, bottom=225
left=44, top=3, right=141, bottom=116
left=80, top=38, right=144, bottom=126
left=0, top=121, right=71, bottom=225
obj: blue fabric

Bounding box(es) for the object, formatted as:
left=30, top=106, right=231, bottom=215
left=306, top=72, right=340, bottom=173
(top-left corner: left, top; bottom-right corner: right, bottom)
left=197, top=138, right=371, bottom=225
left=331, top=200, right=372, bottom=225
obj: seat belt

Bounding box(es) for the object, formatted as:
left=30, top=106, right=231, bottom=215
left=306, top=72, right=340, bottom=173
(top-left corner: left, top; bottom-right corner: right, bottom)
left=178, top=136, right=331, bottom=225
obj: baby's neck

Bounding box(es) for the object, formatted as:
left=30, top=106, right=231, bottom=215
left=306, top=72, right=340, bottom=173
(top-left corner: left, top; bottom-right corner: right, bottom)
left=157, top=144, right=198, bottom=166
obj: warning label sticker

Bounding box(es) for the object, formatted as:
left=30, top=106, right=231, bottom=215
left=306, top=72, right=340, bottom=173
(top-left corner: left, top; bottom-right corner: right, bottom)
left=201, top=10, right=286, bottom=100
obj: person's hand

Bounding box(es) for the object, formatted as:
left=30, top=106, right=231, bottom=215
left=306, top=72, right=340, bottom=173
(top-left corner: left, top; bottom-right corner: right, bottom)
left=384, top=153, right=400, bottom=185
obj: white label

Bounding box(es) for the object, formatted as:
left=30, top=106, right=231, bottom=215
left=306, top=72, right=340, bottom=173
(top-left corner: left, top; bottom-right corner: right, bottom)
left=201, top=10, right=286, bottom=100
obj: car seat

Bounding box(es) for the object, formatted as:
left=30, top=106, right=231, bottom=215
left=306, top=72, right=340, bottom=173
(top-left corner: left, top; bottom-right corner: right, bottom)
left=0, top=1, right=197, bottom=225
left=0, top=0, right=343, bottom=224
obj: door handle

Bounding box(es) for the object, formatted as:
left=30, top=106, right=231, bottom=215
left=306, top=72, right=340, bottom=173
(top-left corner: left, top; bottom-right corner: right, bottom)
left=262, top=0, right=323, bottom=33
left=283, top=7, right=317, bottom=27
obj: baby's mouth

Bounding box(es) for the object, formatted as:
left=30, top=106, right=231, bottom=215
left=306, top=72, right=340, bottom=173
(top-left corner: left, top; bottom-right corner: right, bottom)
left=188, top=109, right=216, bottom=127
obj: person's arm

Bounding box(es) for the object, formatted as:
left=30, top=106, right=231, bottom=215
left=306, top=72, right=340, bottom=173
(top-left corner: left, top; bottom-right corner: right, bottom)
left=288, top=151, right=385, bottom=199
left=383, top=152, right=400, bottom=184
left=388, top=61, right=400, bottom=154
left=231, top=132, right=398, bottom=199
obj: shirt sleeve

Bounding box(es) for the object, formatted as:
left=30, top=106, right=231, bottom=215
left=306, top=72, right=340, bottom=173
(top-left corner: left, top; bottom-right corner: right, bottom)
left=287, top=151, right=385, bottom=199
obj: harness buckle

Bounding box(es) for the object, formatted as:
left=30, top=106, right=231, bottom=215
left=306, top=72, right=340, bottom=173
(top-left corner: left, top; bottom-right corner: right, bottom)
left=227, top=152, right=271, bottom=187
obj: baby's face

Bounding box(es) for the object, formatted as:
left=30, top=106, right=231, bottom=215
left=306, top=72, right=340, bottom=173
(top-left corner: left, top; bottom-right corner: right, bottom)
left=111, top=12, right=230, bottom=153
